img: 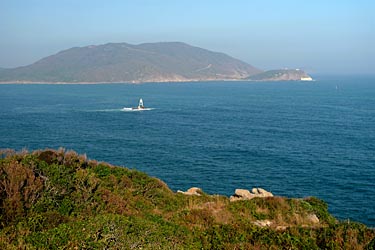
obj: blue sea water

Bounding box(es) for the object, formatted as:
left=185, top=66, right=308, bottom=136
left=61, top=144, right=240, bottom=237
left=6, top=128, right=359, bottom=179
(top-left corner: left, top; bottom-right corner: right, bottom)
left=0, top=76, right=374, bottom=227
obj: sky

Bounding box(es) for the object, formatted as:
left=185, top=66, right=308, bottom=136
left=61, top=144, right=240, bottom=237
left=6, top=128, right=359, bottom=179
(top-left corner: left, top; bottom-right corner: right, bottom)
left=0, top=0, right=374, bottom=74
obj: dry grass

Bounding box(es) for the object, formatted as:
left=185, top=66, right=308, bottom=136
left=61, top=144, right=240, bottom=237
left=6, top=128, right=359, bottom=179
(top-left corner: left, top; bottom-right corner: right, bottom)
left=0, top=159, right=44, bottom=224
left=1, top=149, right=374, bottom=249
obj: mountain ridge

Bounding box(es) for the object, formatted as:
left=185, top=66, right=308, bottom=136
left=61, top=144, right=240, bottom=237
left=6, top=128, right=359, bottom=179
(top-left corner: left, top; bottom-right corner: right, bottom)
left=0, top=42, right=312, bottom=83
left=0, top=42, right=262, bottom=83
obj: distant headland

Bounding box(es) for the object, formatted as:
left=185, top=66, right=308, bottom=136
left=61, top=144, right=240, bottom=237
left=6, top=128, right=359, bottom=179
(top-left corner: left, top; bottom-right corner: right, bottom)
left=0, top=42, right=312, bottom=84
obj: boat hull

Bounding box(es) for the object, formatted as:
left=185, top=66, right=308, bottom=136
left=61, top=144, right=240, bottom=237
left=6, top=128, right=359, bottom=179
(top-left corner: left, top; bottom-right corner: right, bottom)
left=122, top=107, right=153, bottom=112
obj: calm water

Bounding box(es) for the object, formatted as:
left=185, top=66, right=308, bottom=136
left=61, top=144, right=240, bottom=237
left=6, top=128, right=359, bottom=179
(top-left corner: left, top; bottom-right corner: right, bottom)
left=1, top=76, right=374, bottom=226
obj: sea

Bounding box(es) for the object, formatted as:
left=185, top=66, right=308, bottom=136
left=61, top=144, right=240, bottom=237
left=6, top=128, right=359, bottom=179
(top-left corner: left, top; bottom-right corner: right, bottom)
left=0, top=76, right=374, bottom=227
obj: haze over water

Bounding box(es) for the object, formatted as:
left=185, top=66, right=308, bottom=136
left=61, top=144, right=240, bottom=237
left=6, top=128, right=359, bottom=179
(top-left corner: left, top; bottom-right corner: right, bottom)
left=1, top=1, right=374, bottom=75
left=1, top=76, right=374, bottom=226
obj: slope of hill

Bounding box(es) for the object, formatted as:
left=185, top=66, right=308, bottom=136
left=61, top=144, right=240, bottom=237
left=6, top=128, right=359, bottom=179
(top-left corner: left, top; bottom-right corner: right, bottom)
left=247, top=69, right=313, bottom=81
left=0, top=42, right=262, bottom=83
left=0, top=149, right=374, bottom=249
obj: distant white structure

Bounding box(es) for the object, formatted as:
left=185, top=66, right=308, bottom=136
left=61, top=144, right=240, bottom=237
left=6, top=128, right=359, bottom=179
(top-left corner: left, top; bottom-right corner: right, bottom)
left=301, top=77, right=313, bottom=81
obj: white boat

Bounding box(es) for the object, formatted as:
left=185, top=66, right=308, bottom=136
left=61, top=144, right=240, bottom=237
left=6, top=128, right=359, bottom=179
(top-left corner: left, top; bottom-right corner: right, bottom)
left=122, top=98, right=152, bottom=111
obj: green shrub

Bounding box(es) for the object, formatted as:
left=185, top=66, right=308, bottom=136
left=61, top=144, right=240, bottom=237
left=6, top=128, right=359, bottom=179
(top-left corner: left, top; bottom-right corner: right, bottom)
left=0, top=149, right=374, bottom=249
left=304, top=197, right=336, bottom=225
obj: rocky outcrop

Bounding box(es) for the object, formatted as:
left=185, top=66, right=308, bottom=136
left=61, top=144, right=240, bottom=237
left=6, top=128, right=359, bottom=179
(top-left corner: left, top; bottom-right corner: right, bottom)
left=232, top=189, right=253, bottom=199
left=251, top=188, right=273, bottom=197
left=307, top=214, right=320, bottom=224
left=253, top=220, right=273, bottom=227
left=247, top=69, right=313, bottom=81
left=252, top=214, right=319, bottom=229
left=230, top=187, right=273, bottom=201
left=177, top=187, right=202, bottom=196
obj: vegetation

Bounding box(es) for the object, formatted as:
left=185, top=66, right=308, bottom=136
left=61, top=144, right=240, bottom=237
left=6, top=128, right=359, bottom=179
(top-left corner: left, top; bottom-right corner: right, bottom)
left=0, top=149, right=374, bottom=249
left=0, top=42, right=261, bottom=83
left=247, top=69, right=310, bottom=81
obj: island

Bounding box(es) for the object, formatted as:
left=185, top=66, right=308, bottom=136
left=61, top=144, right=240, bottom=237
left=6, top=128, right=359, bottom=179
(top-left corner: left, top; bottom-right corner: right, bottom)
left=0, top=149, right=373, bottom=249
left=0, top=42, right=312, bottom=83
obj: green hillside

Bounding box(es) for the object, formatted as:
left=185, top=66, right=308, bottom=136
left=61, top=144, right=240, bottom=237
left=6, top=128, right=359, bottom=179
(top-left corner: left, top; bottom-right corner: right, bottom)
left=0, top=42, right=261, bottom=83
left=0, top=149, right=374, bottom=249
left=247, top=69, right=312, bottom=81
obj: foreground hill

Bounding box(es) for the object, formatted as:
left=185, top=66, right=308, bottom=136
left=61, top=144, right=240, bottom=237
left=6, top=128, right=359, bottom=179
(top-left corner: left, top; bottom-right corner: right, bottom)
left=0, top=149, right=373, bottom=249
left=0, top=42, right=262, bottom=83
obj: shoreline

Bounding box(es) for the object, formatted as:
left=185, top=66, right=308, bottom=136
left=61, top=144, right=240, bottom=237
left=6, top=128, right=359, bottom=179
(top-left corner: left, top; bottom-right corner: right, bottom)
left=0, top=78, right=314, bottom=85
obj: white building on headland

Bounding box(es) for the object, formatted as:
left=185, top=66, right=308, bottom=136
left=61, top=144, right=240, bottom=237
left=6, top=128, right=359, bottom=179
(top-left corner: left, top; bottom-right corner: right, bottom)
left=300, top=77, right=313, bottom=81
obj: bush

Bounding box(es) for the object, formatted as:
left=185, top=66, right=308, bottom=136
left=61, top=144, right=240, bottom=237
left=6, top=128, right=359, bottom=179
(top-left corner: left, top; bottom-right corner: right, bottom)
left=0, top=149, right=374, bottom=249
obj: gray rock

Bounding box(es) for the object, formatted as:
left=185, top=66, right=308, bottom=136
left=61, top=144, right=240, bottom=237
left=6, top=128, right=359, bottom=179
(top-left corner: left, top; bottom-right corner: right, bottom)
left=253, top=220, right=272, bottom=227
left=257, top=188, right=273, bottom=197
left=229, top=196, right=242, bottom=202
left=307, top=214, right=320, bottom=224
left=230, top=187, right=273, bottom=201
left=251, top=188, right=259, bottom=194
left=235, top=189, right=254, bottom=199
left=177, top=187, right=202, bottom=196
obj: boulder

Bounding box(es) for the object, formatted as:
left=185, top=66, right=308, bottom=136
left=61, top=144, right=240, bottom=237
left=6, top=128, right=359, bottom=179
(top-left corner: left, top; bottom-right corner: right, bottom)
left=235, top=189, right=255, bottom=199
left=230, top=187, right=273, bottom=201
left=229, top=196, right=242, bottom=202
left=257, top=188, right=273, bottom=197
left=253, top=220, right=272, bottom=227
left=177, top=187, right=202, bottom=196
left=251, top=188, right=260, bottom=194
left=307, top=214, right=320, bottom=224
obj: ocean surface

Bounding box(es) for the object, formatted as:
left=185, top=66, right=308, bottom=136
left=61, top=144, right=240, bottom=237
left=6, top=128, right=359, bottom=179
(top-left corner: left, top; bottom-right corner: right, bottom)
left=0, top=76, right=374, bottom=227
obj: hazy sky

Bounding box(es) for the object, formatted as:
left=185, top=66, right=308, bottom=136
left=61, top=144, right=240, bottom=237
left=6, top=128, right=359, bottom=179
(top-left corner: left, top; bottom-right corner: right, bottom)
left=1, top=0, right=374, bottom=74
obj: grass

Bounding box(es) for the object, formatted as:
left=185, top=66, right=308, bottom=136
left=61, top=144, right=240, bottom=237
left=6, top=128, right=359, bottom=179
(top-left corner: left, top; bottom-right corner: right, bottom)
left=0, top=148, right=374, bottom=249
